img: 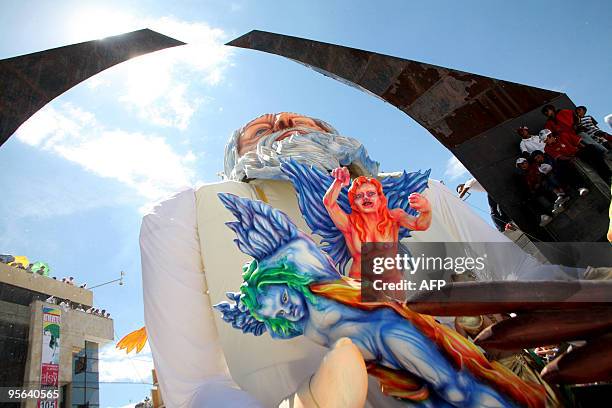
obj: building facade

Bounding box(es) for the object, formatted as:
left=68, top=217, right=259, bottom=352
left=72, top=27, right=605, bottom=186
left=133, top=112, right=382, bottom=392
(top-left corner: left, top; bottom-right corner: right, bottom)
left=0, top=262, right=113, bottom=407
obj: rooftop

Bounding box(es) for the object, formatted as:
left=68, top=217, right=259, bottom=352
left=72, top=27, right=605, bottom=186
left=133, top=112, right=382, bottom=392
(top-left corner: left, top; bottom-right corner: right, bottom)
left=0, top=262, right=93, bottom=306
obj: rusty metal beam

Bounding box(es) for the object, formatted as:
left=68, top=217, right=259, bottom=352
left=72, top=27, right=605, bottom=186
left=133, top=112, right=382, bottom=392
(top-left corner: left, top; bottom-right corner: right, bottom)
left=0, top=29, right=185, bottom=147
left=227, top=30, right=561, bottom=148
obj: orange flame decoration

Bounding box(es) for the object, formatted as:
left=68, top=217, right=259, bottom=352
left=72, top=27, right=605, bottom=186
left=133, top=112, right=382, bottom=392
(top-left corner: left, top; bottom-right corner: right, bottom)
left=365, top=363, right=429, bottom=401
left=310, top=278, right=545, bottom=408
left=117, top=326, right=148, bottom=354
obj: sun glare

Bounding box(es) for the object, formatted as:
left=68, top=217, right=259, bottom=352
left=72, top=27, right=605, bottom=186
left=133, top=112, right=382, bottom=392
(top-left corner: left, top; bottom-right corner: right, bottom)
left=66, top=7, right=139, bottom=41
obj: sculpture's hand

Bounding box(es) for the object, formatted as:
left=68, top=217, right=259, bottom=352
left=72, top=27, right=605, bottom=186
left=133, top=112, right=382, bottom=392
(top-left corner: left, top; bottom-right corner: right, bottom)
left=324, top=167, right=351, bottom=232
left=408, top=193, right=431, bottom=213
left=331, top=167, right=351, bottom=187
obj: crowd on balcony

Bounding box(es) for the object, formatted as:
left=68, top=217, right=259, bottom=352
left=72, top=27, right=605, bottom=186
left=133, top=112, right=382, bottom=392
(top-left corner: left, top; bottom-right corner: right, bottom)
left=56, top=275, right=88, bottom=289
left=457, top=104, right=611, bottom=232
left=0, top=254, right=50, bottom=275
left=45, top=296, right=111, bottom=318
left=0, top=254, right=111, bottom=318
left=0, top=253, right=92, bottom=289
left=513, top=104, right=611, bottom=227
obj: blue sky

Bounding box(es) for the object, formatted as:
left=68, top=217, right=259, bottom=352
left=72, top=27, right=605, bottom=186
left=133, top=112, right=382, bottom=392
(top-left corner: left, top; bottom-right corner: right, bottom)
left=1, top=1, right=611, bottom=406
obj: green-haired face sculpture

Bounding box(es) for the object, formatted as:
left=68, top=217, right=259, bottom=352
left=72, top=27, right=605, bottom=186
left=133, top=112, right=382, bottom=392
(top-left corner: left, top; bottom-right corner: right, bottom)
left=239, top=259, right=318, bottom=339
left=214, top=184, right=545, bottom=408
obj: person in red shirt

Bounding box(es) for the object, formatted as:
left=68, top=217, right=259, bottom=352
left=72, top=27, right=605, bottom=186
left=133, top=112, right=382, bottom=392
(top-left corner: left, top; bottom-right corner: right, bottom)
left=514, top=158, right=553, bottom=227
left=541, top=104, right=582, bottom=147
left=542, top=130, right=578, bottom=160
left=542, top=129, right=610, bottom=186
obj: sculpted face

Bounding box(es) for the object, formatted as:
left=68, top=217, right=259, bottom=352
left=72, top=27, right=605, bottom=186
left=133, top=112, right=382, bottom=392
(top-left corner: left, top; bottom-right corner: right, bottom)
left=257, top=285, right=307, bottom=322
left=353, top=183, right=381, bottom=214
left=237, top=112, right=329, bottom=156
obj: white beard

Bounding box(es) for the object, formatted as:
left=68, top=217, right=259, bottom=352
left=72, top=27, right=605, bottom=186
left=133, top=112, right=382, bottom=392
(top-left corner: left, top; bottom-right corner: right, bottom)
left=224, top=127, right=379, bottom=181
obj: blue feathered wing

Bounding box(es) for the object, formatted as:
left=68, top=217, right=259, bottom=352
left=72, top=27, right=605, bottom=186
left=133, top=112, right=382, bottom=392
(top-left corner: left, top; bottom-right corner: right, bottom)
left=214, top=292, right=267, bottom=336
left=218, top=192, right=298, bottom=262
left=281, top=159, right=431, bottom=275
left=281, top=160, right=353, bottom=273
left=381, top=168, right=432, bottom=240
left=214, top=192, right=302, bottom=337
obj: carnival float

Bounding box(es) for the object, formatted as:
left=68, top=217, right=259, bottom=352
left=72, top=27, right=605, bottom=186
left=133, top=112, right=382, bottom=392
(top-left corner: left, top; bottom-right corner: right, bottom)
left=119, top=110, right=611, bottom=407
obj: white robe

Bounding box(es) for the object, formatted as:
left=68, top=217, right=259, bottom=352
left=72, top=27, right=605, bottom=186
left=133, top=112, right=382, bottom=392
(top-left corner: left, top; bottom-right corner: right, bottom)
left=140, top=179, right=544, bottom=407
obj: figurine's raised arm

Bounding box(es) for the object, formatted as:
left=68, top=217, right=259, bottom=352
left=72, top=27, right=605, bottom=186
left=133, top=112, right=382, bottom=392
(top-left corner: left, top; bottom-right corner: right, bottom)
left=391, top=192, right=432, bottom=231
left=323, top=167, right=351, bottom=232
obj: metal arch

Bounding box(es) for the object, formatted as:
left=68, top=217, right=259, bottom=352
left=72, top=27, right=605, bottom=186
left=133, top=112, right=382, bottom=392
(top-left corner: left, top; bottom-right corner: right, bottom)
left=0, top=29, right=185, bottom=147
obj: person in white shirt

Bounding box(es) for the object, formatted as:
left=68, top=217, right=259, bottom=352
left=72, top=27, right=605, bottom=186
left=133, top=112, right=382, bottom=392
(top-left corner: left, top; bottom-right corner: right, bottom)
left=457, top=178, right=511, bottom=232
left=517, top=126, right=546, bottom=155
left=458, top=177, right=485, bottom=197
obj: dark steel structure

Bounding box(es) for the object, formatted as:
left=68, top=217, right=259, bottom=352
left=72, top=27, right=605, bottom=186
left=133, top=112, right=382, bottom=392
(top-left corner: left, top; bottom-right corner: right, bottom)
left=0, top=29, right=184, bottom=148
left=228, top=30, right=611, bottom=241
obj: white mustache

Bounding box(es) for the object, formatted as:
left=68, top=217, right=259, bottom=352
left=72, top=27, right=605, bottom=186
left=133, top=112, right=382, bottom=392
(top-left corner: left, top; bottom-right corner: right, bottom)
left=224, top=126, right=380, bottom=181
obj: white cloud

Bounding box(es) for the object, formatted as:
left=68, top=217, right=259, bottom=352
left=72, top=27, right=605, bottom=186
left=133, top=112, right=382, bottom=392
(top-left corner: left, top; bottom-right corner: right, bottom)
left=85, top=76, right=109, bottom=90
left=99, top=342, right=154, bottom=384
left=121, top=17, right=229, bottom=130
left=443, top=155, right=469, bottom=181
left=15, top=103, right=196, bottom=203
left=11, top=13, right=228, bottom=214
left=604, top=114, right=612, bottom=130
left=65, top=11, right=231, bottom=130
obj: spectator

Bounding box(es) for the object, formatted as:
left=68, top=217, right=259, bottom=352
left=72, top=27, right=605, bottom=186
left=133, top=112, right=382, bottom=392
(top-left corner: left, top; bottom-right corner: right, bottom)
left=542, top=130, right=610, bottom=183
left=0, top=254, right=15, bottom=264
left=541, top=104, right=582, bottom=147
left=575, top=106, right=611, bottom=151
left=457, top=178, right=511, bottom=232
left=529, top=152, right=570, bottom=210
left=68, top=277, right=75, bottom=286
left=530, top=151, right=568, bottom=201
left=517, top=126, right=546, bottom=155
left=515, top=158, right=553, bottom=227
